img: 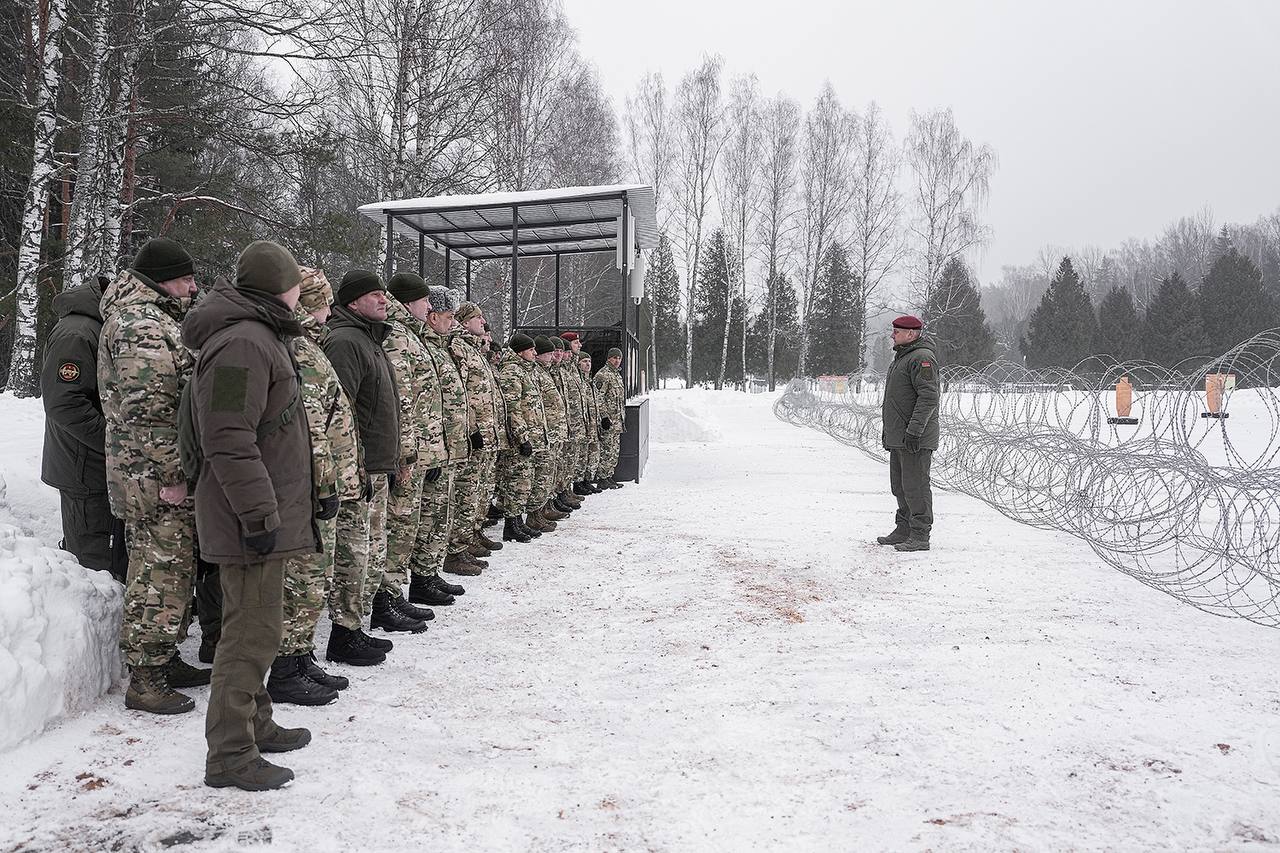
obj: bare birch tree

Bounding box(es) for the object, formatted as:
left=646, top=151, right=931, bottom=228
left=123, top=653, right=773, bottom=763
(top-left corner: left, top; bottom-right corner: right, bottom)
left=848, top=100, right=905, bottom=374
left=904, top=107, right=995, bottom=319
left=672, top=54, right=726, bottom=386
left=716, top=74, right=759, bottom=388
left=796, top=82, right=855, bottom=375
left=755, top=93, right=799, bottom=391
left=11, top=0, right=70, bottom=395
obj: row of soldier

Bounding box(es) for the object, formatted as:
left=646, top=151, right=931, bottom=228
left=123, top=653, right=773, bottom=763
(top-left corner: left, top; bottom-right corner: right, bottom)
left=39, top=237, right=627, bottom=790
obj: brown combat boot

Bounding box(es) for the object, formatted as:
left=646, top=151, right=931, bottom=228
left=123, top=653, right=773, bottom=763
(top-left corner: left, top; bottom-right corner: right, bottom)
left=465, top=540, right=492, bottom=559
left=532, top=507, right=558, bottom=531
left=476, top=530, right=503, bottom=551
left=541, top=502, right=569, bottom=522
left=559, top=489, right=582, bottom=508
left=125, top=665, right=196, bottom=715
left=443, top=552, right=482, bottom=576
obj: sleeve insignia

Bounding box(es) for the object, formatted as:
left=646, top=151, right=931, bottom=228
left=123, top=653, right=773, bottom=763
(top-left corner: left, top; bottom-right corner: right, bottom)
left=58, top=362, right=81, bottom=382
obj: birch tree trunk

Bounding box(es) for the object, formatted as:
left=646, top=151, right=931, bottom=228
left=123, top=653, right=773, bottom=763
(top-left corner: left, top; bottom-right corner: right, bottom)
left=64, top=0, right=113, bottom=292
left=11, top=0, right=70, bottom=396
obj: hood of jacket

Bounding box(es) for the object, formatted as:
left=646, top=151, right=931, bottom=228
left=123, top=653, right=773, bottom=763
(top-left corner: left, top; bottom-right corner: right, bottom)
left=101, top=269, right=189, bottom=324
left=328, top=303, right=390, bottom=344
left=298, top=308, right=328, bottom=345
left=181, top=278, right=302, bottom=351
left=53, top=280, right=104, bottom=323
left=385, top=299, right=428, bottom=337
left=499, top=347, right=533, bottom=371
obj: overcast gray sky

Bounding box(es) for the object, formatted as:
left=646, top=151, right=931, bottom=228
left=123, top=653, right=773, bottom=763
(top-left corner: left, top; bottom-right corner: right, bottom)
left=563, top=0, right=1280, bottom=285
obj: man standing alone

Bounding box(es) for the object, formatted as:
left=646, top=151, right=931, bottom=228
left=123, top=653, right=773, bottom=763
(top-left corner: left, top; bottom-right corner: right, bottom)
left=877, top=315, right=940, bottom=552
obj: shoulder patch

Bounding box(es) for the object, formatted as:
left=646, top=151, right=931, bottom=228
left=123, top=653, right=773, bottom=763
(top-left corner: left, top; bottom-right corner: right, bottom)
left=921, top=361, right=931, bottom=368
left=210, top=365, right=249, bottom=413
left=58, top=362, right=81, bottom=383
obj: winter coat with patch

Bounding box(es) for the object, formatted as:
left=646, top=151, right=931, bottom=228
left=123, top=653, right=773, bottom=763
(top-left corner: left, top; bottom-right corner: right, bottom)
left=181, top=281, right=319, bottom=564
left=41, top=281, right=106, bottom=495
left=881, top=335, right=940, bottom=451
left=98, top=269, right=195, bottom=518
left=323, top=305, right=400, bottom=475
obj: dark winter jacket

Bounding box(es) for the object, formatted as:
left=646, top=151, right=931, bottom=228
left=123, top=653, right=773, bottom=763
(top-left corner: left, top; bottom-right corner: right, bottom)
left=181, top=280, right=319, bottom=564
left=323, top=305, right=401, bottom=475
left=881, top=335, right=940, bottom=451
left=41, top=281, right=107, bottom=495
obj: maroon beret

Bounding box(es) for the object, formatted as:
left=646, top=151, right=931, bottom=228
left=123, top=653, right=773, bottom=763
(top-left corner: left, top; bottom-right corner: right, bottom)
left=559, top=331, right=579, bottom=341
left=892, top=315, right=923, bottom=330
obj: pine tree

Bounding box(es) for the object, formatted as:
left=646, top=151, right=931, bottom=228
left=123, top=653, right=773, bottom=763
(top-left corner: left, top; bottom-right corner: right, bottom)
left=748, top=272, right=800, bottom=381
left=647, top=234, right=683, bottom=383
left=924, top=258, right=996, bottom=365
left=1096, top=286, right=1142, bottom=360
left=1021, top=257, right=1098, bottom=368
left=1141, top=272, right=1209, bottom=367
left=806, top=244, right=859, bottom=375
left=1198, top=238, right=1275, bottom=354
left=691, top=229, right=731, bottom=385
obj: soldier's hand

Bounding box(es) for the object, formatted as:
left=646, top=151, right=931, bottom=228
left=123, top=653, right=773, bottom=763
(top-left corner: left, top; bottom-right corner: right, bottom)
left=600, top=417, right=611, bottom=431
left=387, top=471, right=398, bottom=493
left=469, top=430, right=484, bottom=450
left=316, top=495, right=339, bottom=520
left=361, top=479, right=374, bottom=502
left=425, top=467, right=442, bottom=483
left=244, top=529, right=277, bottom=557
left=160, top=483, right=188, bottom=505
left=518, top=440, right=533, bottom=457
left=904, top=433, right=922, bottom=453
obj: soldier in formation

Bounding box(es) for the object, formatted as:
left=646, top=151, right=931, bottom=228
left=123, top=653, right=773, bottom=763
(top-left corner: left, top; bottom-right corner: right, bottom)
left=47, top=235, right=635, bottom=791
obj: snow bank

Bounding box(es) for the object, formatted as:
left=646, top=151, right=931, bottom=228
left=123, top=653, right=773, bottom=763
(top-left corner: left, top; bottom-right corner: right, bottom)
left=0, top=398, right=123, bottom=754
left=647, top=389, right=723, bottom=443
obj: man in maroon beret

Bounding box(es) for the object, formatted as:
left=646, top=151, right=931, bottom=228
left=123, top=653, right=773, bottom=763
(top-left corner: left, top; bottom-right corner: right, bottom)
left=877, top=314, right=939, bottom=552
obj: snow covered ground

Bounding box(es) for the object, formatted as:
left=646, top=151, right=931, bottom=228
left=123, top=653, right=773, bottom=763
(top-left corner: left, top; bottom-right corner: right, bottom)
left=3, top=388, right=1280, bottom=851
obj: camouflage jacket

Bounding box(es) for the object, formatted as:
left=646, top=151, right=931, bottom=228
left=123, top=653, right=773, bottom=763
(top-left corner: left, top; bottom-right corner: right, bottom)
left=382, top=300, right=443, bottom=468
left=418, top=322, right=470, bottom=465
left=496, top=349, right=547, bottom=450
left=98, top=269, right=195, bottom=518
left=297, top=311, right=362, bottom=502
left=579, top=365, right=602, bottom=443
left=535, top=361, right=568, bottom=445
left=448, top=329, right=503, bottom=450
left=594, top=362, right=626, bottom=432
left=558, top=360, right=588, bottom=439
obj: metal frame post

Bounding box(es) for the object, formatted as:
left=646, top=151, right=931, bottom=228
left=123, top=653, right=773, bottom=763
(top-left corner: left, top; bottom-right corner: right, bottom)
left=417, top=233, right=425, bottom=277
left=465, top=258, right=471, bottom=301
left=510, top=204, right=519, bottom=332
left=619, top=196, right=630, bottom=394
left=444, top=247, right=451, bottom=290
left=384, top=214, right=395, bottom=282
left=554, top=253, right=561, bottom=329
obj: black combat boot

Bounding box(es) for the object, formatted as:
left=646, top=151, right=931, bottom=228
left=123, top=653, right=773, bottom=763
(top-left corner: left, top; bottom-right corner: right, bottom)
left=487, top=502, right=504, bottom=521
left=517, top=514, right=542, bottom=538
left=876, top=527, right=910, bottom=546
left=325, top=624, right=385, bottom=666
left=125, top=665, right=195, bottom=715
left=359, top=628, right=393, bottom=652
left=601, top=478, right=623, bottom=490
left=198, top=633, right=218, bottom=664
left=573, top=481, right=592, bottom=497
left=585, top=480, right=605, bottom=494
left=204, top=757, right=294, bottom=791
left=410, top=572, right=456, bottom=605
left=894, top=537, right=931, bottom=552
left=552, top=496, right=575, bottom=514
left=503, top=516, right=531, bottom=543
left=258, top=725, right=312, bottom=753
left=166, top=652, right=212, bottom=688
left=391, top=590, right=434, bottom=622
left=371, top=589, right=428, bottom=633
left=433, top=575, right=465, bottom=596
left=303, top=653, right=348, bottom=690
left=267, top=655, right=338, bottom=706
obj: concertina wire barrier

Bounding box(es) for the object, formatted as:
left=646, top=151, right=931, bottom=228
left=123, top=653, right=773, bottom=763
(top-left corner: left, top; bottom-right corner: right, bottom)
left=774, top=329, right=1280, bottom=627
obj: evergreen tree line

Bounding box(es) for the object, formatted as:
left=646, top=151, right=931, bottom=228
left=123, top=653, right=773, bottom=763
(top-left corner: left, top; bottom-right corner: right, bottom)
left=1022, top=228, right=1276, bottom=369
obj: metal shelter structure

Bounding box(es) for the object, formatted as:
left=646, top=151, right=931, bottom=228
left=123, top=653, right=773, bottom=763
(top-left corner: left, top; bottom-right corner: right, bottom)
left=356, top=184, right=658, bottom=480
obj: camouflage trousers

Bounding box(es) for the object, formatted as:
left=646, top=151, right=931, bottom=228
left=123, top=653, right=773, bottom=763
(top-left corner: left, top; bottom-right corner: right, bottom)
left=562, top=437, right=586, bottom=488
left=330, top=475, right=388, bottom=630
left=496, top=449, right=533, bottom=517
left=279, top=515, right=335, bottom=656
left=474, top=448, right=499, bottom=529
left=378, top=463, right=426, bottom=591
left=409, top=464, right=455, bottom=579
left=584, top=441, right=601, bottom=482
left=597, top=430, right=621, bottom=479
left=528, top=447, right=557, bottom=512
left=121, top=501, right=197, bottom=668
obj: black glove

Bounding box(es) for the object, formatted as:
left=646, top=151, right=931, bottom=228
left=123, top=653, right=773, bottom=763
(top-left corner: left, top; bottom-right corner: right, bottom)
left=244, top=529, right=277, bottom=557
left=361, top=478, right=374, bottom=502
left=904, top=433, right=922, bottom=453
left=601, top=417, right=612, bottom=430
left=425, top=467, right=442, bottom=483
left=469, top=430, right=484, bottom=450
left=387, top=470, right=398, bottom=492
left=316, top=495, right=339, bottom=520
left=518, top=440, right=533, bottom=457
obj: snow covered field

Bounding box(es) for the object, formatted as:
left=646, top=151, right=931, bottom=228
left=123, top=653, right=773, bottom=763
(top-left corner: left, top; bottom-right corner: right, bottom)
left=4, top=388, right=1280, bottom=851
